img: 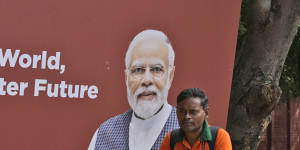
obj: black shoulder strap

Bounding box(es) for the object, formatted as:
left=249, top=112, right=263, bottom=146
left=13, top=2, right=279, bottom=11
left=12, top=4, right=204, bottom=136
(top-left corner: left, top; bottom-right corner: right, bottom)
left=208, top=126, right=220, bottom=150
left=170, top=127, right=219, bottom=150
left=170, top=129, right=183, bottom=150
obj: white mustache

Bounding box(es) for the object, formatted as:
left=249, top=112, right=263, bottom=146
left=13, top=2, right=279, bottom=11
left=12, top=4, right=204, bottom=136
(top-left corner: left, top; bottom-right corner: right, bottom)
left=126, top=76, right=171, bottom=119
left=134, top=86, right=159, bottom=100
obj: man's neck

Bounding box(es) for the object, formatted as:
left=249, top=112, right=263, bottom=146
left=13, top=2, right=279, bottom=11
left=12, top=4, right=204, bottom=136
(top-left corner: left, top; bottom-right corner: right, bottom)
left=184, top=127, right=202, bottom=147
left=134, top=104, right=164, bottom=120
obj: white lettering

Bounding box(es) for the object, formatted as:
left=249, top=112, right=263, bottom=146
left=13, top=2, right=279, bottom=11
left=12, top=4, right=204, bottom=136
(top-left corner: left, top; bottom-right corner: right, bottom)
left=68, top=85, right=79, bottom=98
left=32, top=79, right=99, bottom=99
left=88, top=85, right=98, bottom=99
left=32, top=54, right=41, bottom=68
left=60, top=81, right=67, bottom=98
left=0, top=78, right=28, bottom=96
left=34, top=79, right=47, bottom=96
left=7, top=81, right=18, bottom=96
left=60, top=65, right=65, bottom=74
left=19, top=54, right=32, bottom=68
left=80, top=85, right=88, bottom=98
left=0, top=49, right=65, bottom=74
left=0, top=78, right=7, bottom=95
left=19, top=82, right=28, bottom=96
left=47, top=52, right=60, bottom=71
left=47, top=83, right=59, bottom=97
left=41, top=51, right=47, bottom=69
left=0, top=49, right=20, bottom=67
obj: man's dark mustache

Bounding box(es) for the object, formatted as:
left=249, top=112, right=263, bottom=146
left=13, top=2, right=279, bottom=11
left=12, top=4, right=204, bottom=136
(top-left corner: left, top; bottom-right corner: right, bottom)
left=181, top=120, right=194, bottom=125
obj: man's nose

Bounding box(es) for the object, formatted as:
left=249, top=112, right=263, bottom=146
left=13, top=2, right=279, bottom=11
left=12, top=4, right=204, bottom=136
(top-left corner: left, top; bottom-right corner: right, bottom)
left=141, top=69, right=153, bottom=87
left=184, top=112, right=192, bottom=120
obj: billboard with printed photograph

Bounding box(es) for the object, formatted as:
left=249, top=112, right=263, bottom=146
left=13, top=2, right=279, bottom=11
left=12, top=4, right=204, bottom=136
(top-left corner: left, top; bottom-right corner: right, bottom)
left=0, top=0, right=241, bottom=149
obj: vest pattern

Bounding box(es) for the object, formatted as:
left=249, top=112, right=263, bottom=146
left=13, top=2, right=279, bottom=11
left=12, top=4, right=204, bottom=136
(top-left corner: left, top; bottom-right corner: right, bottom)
left=95, top=107, right=179, bottom=150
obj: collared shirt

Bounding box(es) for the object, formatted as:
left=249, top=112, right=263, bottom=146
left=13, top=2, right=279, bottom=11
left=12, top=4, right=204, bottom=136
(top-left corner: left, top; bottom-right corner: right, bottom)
left=129, top=103, right=172, bottom=150
left=159, top=121, right=232, bottom=150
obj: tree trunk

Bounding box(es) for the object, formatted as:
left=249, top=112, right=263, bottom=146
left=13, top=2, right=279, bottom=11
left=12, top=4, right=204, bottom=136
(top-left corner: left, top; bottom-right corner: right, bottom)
left=226, top=0, right=300, bottom=149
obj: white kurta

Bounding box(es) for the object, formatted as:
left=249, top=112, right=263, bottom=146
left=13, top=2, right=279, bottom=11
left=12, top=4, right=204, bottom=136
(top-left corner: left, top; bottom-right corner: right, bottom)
left=129, top=103, right=172, bottom=150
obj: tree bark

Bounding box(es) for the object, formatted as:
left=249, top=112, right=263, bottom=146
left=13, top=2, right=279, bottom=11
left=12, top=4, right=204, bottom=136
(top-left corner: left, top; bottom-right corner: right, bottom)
left=226, top=0, right=300, bottom=149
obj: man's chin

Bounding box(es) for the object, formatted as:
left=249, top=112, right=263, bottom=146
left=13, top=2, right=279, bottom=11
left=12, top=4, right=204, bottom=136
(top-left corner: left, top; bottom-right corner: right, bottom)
left=181, top=126, right=197, bottom=133
left=133, top=99, right=163, bottom=119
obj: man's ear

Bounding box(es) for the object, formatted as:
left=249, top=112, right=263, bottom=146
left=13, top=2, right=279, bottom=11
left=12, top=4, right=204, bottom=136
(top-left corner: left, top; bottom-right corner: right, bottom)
left=205, top=106, right=209, bottom=119
left=169, top=66, right=175, bottom=84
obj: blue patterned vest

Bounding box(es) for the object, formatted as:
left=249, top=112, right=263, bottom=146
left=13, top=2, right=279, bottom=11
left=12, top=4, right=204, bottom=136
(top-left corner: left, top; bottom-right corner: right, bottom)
left=95, top=107, right=179, bottom=150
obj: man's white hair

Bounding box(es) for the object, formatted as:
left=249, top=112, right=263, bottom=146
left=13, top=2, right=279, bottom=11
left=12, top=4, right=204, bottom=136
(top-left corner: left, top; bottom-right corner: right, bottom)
left=125, top=29, right=175, bottom=71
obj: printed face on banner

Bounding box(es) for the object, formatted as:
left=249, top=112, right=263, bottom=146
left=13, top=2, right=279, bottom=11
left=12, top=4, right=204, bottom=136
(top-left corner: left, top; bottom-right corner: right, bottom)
left=126, top=37, right=175, bottom=119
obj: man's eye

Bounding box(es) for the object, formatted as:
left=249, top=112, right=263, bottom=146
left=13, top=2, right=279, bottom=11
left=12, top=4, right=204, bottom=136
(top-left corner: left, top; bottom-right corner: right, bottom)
left=189, top=110, right=200, bottom=115
left=189, top=110, right=196, bottom=115
left=177, top=109, right=185, bottom=113
left=131, top=68, right=145, bottom=73
left=151, top=67, right=163, bottom=73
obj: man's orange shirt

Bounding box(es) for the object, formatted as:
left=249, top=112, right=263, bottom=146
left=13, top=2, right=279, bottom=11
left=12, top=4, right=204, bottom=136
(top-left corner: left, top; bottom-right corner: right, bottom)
left=159, top=128, right=232, bottom=150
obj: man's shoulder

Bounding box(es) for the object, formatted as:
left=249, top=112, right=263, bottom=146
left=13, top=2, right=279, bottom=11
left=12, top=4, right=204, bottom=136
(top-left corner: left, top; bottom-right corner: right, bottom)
left=215, top=128, right=232, bottom=149
left=208, top=126, right=230, bottom=140
left=93, top=110, right=133, bottom=149
left=98, top=109, right=133, bottom=130
left=216, top=128, right=230, bottom=138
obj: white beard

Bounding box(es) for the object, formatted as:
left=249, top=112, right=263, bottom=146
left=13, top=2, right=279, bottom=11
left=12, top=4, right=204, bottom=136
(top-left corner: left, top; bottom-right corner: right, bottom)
left=126, top=80, right=170, bottom=119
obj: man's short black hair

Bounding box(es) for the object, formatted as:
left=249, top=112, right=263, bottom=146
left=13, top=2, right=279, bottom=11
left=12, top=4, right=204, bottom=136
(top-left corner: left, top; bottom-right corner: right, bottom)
left=177, top=88, right=208, bottom=110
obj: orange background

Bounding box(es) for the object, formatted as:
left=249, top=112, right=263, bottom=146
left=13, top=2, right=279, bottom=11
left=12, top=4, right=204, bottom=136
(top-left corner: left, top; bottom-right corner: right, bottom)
left=0, top=0, right=241, bottom=149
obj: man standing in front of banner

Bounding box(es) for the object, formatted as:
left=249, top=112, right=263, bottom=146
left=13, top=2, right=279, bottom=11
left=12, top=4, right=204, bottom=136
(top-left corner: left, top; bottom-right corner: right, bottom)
left=159, top=88, right=232, bottom=150
left=88, top=29, right=179, bottom=150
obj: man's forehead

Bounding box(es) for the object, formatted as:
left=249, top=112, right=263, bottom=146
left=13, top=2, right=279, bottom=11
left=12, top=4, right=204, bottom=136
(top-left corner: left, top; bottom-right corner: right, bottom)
left=178, top=97, right=203, bottom=107
left=130, top=58, right=166, bottom=67
left=129, top=38, right=169, bottom=67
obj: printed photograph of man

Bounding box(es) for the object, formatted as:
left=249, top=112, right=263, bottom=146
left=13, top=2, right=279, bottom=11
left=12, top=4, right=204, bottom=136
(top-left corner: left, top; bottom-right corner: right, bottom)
left=160, top=88, right=232, bottom=150
left=88, top=29, right=179, bottom=150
